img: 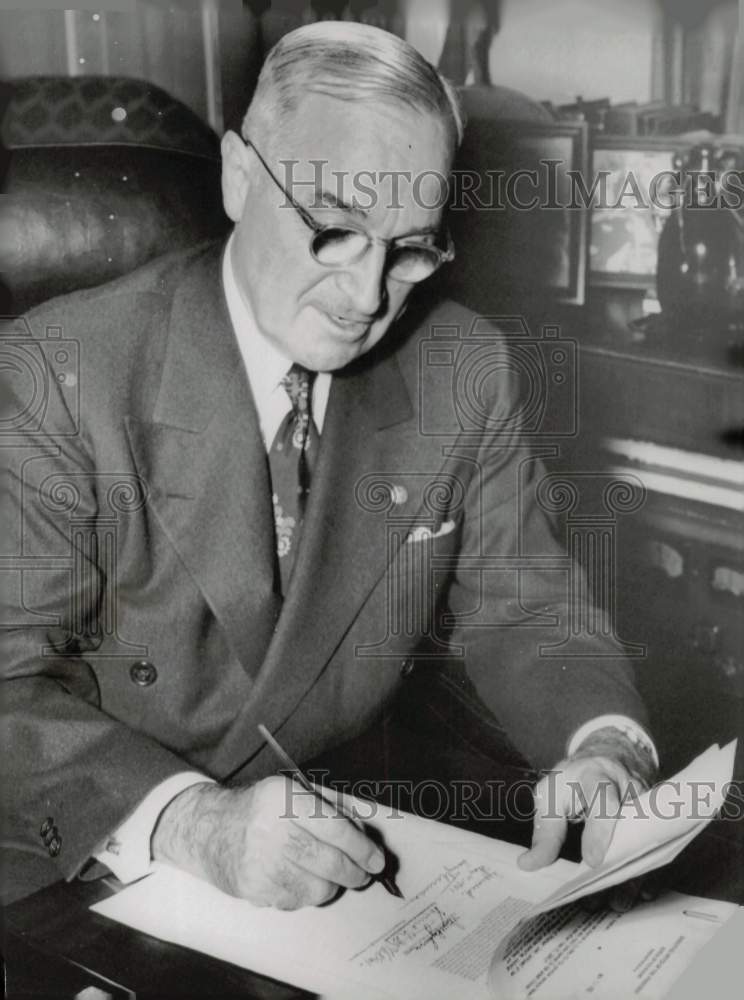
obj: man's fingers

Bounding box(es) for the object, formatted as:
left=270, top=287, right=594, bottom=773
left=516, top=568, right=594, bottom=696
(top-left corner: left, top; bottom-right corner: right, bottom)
left=520, top=759, right=628, bottom=872
left=585, top=872, right=665, bottom=916
left=191, top=778, right=389, bottom=908
left=639, top=871, right=665, bottom=902
left=518, top=817, right=567, bottom=870
left=285, top=820, right=372, bottom=889
left=518, top=776, right=568, bottom=871
left=290, top=786, right=385, bottom=875
left=580, top=777, right=621, bottom=868
left=270, top=858, right=339, bottom=910
left=311, top=785, right=366, bottom=833
left=579, top=875, right=657, bottom=916
left=609, top=877, right=644, bottom=913
left=579, top=889, right=608, bottom=913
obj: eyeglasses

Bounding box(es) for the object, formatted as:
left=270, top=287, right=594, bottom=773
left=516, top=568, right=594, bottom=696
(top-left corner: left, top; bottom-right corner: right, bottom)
left=243, top=136, right=455, bottom=284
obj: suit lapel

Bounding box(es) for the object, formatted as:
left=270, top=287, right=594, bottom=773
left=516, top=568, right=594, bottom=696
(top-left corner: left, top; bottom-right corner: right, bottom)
left=211, top=344, right=434, bottom=773
left=127, top=248, right=449, bottom=773
left=126, top=244, right=281, bottom=678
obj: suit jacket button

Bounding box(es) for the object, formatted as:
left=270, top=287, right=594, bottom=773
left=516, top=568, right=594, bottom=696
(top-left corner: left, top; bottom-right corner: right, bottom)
left=400, top=658, right=415, bottom=679
left=130, top=660, right=157, bottom=686
left=48, top=835, right=61, bottom=857
left=40, top=816, right=54, bottom=838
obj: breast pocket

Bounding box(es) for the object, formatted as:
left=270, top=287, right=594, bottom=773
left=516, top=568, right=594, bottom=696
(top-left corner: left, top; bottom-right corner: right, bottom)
left=380, top=516, right=461, bottom=646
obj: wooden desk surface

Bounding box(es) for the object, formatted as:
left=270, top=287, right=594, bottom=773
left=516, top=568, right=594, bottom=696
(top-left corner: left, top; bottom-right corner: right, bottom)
left=2, top=875, right=307, bottom=1000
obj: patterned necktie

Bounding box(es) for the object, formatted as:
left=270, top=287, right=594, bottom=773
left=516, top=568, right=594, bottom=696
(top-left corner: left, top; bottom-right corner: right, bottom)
left=268, top=363, right=320, bottom=593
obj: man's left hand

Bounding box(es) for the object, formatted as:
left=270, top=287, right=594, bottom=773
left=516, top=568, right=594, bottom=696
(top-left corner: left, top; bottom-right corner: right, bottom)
left=517, top=730, right=661, bottom=912
left=518, top=753, right=640, bottom=872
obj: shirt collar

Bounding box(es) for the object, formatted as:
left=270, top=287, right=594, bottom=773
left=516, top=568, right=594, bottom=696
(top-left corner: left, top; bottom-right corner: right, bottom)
left=222, top=232, right=293, bottom=398
left=221, top=232, right=332, bottom=446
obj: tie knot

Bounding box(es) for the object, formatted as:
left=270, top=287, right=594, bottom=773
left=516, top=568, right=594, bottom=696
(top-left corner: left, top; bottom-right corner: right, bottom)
left=281, top=363, right=315, bottom=415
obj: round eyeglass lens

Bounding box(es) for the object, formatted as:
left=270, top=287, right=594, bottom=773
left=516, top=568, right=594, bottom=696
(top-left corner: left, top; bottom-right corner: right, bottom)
left=387, top=245, right=440, bottom=282
left=310, top=227, right=443, bottom=283
left=311, top=227, right=369, bottom=265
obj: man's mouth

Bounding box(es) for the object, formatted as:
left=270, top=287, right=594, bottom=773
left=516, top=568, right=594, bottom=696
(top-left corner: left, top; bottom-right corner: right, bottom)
left=319, top=309, right=371, bottom=337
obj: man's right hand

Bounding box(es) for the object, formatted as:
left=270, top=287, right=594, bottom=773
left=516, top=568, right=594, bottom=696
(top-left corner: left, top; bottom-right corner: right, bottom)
left=151, top=777, right=385, bottom=909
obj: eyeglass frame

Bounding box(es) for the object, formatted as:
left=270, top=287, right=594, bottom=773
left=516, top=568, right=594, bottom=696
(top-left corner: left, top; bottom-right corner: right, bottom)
left=242, top=135, right=456, bottom=283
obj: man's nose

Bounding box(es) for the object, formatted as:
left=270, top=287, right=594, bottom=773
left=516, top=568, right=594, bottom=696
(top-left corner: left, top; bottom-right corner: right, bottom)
left=336, top=243, right=387, bottom=317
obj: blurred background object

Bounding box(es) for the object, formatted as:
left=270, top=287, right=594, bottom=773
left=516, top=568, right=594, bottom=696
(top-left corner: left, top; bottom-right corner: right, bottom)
left=656, top=142, right=744, bottom=331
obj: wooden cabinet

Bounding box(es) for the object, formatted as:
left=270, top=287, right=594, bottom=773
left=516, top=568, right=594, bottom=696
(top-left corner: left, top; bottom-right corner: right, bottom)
left=560, top=294, right=744, bottom=772
left=578, top=344, right=744, bottom=458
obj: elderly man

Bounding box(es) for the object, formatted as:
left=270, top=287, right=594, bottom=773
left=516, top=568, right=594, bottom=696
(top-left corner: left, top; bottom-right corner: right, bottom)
left=2, top=22, right=656, bottom=909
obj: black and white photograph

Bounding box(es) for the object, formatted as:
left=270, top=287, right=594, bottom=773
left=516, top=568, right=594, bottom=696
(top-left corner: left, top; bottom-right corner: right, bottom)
left=589, top=138, right=692, bottom=288
left=1, top=2, right=743, bottom=998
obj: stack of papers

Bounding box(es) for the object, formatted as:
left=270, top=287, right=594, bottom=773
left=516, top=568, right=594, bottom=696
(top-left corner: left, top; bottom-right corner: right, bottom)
left=93, top=741, right=739, bottom=999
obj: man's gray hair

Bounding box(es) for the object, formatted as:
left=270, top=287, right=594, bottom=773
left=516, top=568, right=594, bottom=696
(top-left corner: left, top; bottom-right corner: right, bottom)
left=241, top=21, right=465, bottom=153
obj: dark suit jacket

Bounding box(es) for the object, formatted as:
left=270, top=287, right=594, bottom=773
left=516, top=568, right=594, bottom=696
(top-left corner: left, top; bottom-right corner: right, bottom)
left=1, top=241, right=648, bottom=901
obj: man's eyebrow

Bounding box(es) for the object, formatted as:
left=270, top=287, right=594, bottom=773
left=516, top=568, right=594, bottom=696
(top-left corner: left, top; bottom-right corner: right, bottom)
left=306, top=191, right=440, bottom=239
left=308, top=188, right=368, bottom=218
left=398, top=225, right=439, bottom=239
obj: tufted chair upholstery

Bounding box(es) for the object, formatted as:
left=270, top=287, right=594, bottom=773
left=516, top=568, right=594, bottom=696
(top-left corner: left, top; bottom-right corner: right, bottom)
left=1, top=76, right=230, bottom=313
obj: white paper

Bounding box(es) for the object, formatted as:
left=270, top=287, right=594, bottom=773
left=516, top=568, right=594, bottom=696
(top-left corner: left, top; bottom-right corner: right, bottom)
left=93, top=831, right=537, bottom=996
left=489, top=892, right=738, bottom=999
left=94, top=805, right=563, bottom=999
left=531, top=740, right=737, bottom=916
left=92, top=742, right=739, bottom=1000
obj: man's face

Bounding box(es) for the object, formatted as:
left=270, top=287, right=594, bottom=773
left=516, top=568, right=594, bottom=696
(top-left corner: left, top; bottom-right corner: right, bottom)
left=222, top=94, right=453, bottom=372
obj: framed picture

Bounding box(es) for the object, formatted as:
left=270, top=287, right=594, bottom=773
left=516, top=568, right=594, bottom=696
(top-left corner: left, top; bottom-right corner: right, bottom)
left=445, top=117, right=590, bottom=307
left=589, top=136, right=693, bottom=290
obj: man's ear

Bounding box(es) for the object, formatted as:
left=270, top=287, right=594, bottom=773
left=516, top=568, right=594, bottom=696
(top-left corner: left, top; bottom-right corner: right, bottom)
left=221, top=131, right=253, bottom=222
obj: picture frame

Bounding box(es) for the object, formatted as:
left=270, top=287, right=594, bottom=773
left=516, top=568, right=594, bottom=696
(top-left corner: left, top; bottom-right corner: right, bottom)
left=445, top=116, right=590, bottom=307
left=588, top=136, right=694, bottom=290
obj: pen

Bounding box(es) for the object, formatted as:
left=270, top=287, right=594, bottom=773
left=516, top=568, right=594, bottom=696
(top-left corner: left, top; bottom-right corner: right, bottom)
left=257, top=723, right=403, bottom=899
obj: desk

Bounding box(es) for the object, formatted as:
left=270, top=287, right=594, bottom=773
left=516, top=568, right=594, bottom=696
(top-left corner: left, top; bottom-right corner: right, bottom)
left=2, top=877, right=306, bottom=1000
left=4, top=807, right=743, bottom=1000
left=4, top=663, right=743, bottom=1000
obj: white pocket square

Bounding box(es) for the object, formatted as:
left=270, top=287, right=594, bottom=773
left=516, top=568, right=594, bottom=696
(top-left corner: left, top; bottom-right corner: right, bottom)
left=405, top=519, right=456, bottom=544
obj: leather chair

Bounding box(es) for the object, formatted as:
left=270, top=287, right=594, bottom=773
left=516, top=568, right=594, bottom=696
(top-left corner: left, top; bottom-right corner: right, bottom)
left=1, top=76, right=230, bottom=314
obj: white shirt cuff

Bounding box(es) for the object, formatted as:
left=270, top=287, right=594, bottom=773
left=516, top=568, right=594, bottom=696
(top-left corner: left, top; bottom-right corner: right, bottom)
left=566, top=715, right=659, bottom=770
left=94, top=771, right=215, bottom=884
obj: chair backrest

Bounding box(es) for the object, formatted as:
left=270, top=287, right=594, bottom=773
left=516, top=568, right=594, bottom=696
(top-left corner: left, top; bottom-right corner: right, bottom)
left=1, top=76, right=230, bottom=313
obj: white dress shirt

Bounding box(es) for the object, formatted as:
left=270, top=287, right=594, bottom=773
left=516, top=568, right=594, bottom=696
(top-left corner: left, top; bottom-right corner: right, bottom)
left=222, top=233, right=331, bottom=447
left=94, top=237, right=657, bottom=884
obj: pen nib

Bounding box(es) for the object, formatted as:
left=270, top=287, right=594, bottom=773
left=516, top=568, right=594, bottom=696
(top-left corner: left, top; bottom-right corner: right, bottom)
left=383, top=876, right=404, bottom=899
